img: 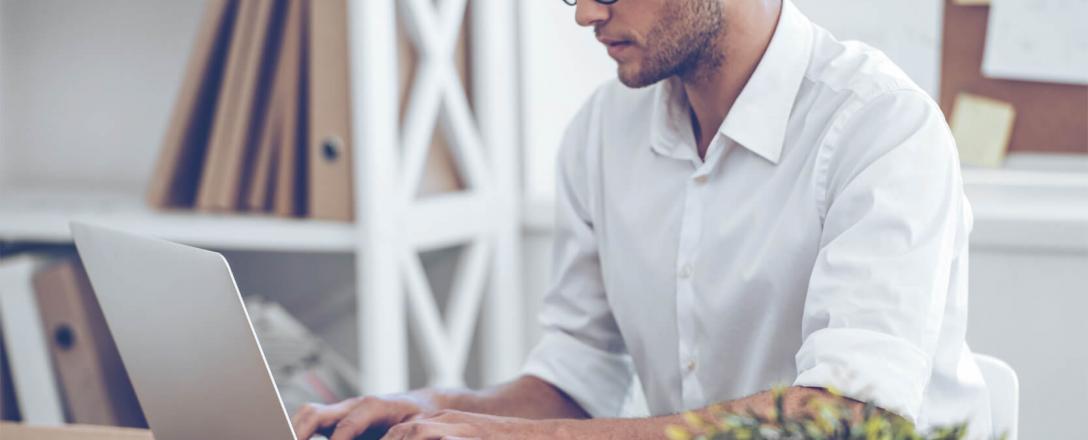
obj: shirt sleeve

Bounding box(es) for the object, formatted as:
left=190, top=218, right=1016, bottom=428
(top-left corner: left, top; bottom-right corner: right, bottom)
left=521, top=90, right=634, bottom=418
left=794, top=89, right=971, bottom=422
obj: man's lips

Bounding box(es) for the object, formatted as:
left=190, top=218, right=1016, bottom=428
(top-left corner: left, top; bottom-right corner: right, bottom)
left=597, top=36, right=631, bottom=46
left=599, top=37, right=635, bottom=58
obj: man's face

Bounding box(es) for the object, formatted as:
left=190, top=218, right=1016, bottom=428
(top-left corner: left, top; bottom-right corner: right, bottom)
left=578, top=0, right=725, bottom=88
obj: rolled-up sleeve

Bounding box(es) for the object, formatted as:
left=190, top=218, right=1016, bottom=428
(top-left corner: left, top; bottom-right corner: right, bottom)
left=794, top=90, right=969, bottom=422
left=521, top=93, right=633, bottom=418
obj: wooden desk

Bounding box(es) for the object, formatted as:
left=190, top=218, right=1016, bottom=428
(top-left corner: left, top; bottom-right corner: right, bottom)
left=0, top=423, right=152, bottom=440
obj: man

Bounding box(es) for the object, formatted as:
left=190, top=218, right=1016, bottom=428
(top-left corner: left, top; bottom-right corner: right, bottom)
left=294, top=0, right=992, bottom=438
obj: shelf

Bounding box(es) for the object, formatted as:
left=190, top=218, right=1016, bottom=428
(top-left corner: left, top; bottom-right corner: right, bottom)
left=962, top=168, right=1088, bottom=252
left=0, top=188, right=358, bottom=253
left=0, top=187, right=499, bottom=254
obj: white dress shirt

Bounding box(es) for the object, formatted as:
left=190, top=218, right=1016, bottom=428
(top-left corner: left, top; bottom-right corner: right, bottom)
left=522, top=1, right=992, bottom=436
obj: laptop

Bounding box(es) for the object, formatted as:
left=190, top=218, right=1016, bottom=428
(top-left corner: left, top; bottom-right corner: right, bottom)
left=71, top=222, right=302, bottom=440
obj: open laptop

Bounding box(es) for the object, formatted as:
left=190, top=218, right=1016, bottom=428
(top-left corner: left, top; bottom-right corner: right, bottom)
left=71, top=222, right=302, bottom=440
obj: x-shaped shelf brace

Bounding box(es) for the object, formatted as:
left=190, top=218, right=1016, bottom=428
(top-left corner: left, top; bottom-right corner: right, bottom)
left=400, top=0, right=491, bottom=199
left=396, top=0, right=495, bottom=388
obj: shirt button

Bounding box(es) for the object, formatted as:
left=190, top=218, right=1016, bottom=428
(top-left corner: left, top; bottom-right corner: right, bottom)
left=678, top=264, right=693, bottom=279
left=693, top=175, right=709, bottom=185
left=685, top=359, right=697, bottom=372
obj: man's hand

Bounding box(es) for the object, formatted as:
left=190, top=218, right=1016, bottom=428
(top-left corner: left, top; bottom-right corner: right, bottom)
left=292, top=392, right=440, bottom=440
left=290, top=376, right=588, bottom=439
left=380, top=410, right=561, bottom=440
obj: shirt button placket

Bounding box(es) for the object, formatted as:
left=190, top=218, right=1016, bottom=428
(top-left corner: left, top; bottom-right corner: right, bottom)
left=676, top=170, right=707, bottom=409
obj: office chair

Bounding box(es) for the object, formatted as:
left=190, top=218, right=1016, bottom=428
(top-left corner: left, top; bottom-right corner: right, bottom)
left=975, top=353, right=1020, bottom=440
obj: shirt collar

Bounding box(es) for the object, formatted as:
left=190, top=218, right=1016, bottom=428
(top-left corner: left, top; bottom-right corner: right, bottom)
left=649, top=0, right=814, bottom=165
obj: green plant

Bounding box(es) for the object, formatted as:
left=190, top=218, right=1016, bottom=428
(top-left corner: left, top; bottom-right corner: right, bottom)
left=664, top=387, right=1000, bottom=440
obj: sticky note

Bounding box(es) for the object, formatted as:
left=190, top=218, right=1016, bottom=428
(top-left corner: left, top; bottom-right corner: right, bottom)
left=950, top=93, right=1016, bottom=168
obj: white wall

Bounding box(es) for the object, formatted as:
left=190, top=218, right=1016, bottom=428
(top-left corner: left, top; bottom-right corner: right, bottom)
left=0, top=0, right=8, bottom=188
left=0, top=0, right=202, bottom=190
left=519, top=1, right=615, bottom=200
left=966, top=248, right=1088, bottom=439
left=0, top=55, right=5, bottom=188
left=0, top=1, right=4, bottom=188
left=792, top=0, right=942, bottom=96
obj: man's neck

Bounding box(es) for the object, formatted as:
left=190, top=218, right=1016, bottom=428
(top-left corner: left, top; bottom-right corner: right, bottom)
left=683, top=0, right=783, bottom=160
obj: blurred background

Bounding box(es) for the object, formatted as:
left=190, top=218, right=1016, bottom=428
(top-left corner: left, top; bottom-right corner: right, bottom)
left=0, top=0, right=1084, bottom=439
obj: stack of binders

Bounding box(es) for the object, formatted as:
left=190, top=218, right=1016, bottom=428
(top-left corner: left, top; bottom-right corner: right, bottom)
left=148, top=0, right=464, bottom=222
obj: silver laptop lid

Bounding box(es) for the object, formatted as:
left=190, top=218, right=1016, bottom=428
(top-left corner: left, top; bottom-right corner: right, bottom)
left=71, top=222, right=296, bottom=440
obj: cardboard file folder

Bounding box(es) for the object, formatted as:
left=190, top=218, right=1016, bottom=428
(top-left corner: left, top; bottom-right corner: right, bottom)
left=32, top=259, right=146, bottom=428
left=271, top=0, right=307, bottom=218
left=246, top=84, right=283, bottom=212
left=246, top=0, right=303, bottom=213
left=267, top=0, right=306, bottom=217
left=197, top=0, right=282, bottom=212
left=195, top=0, right=259, bottom=211
left=307, top=0, right=355, bottom=221
left=146, top=0, right=236, bottom=209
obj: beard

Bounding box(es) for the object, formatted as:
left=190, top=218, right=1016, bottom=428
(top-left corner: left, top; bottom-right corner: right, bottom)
left=614, top=0, right=725, bottom=88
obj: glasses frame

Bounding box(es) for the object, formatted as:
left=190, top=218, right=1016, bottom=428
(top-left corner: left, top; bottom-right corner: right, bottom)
left=562, top=0, right=620, bottom=5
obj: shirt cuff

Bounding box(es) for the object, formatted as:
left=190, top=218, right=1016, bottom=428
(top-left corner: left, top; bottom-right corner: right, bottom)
left=793, top=327, right=931, bottom=422
left=522, top=330, right=633, bottom=418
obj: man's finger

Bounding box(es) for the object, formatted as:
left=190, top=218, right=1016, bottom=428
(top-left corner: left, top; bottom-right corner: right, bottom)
left=329, top=405, right=389, bottom=440
left=293, top=404, right=332, bottom=440
left=381, top=420, right=473, bottom=440
left=293, top=401, right=355, bottom=440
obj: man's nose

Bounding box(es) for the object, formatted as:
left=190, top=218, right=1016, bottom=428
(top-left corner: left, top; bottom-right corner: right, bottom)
left=575, top=1, right=609, bottom=27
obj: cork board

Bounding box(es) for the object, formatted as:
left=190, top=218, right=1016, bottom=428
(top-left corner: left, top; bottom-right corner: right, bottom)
left=940, top=0, right=1088, bottom=154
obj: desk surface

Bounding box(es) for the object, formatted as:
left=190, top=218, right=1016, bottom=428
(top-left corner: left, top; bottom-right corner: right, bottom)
left=0, top=423, right=153, bottom=440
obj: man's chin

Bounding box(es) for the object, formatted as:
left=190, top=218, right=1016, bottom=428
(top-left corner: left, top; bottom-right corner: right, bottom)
left=617, top=66, right=663, bottom=89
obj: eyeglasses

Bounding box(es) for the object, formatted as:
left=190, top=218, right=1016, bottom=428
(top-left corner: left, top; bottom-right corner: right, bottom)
left=561, top=0, right=620, bottom=5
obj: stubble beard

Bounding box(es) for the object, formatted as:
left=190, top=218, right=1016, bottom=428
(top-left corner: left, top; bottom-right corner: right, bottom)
left=617, top=0, right=726, bottom=88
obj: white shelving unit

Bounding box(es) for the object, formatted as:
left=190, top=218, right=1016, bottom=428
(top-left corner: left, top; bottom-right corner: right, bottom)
left=0, top=0, right=523, bottom=418
left=349, top=0, right=523, bottom=393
